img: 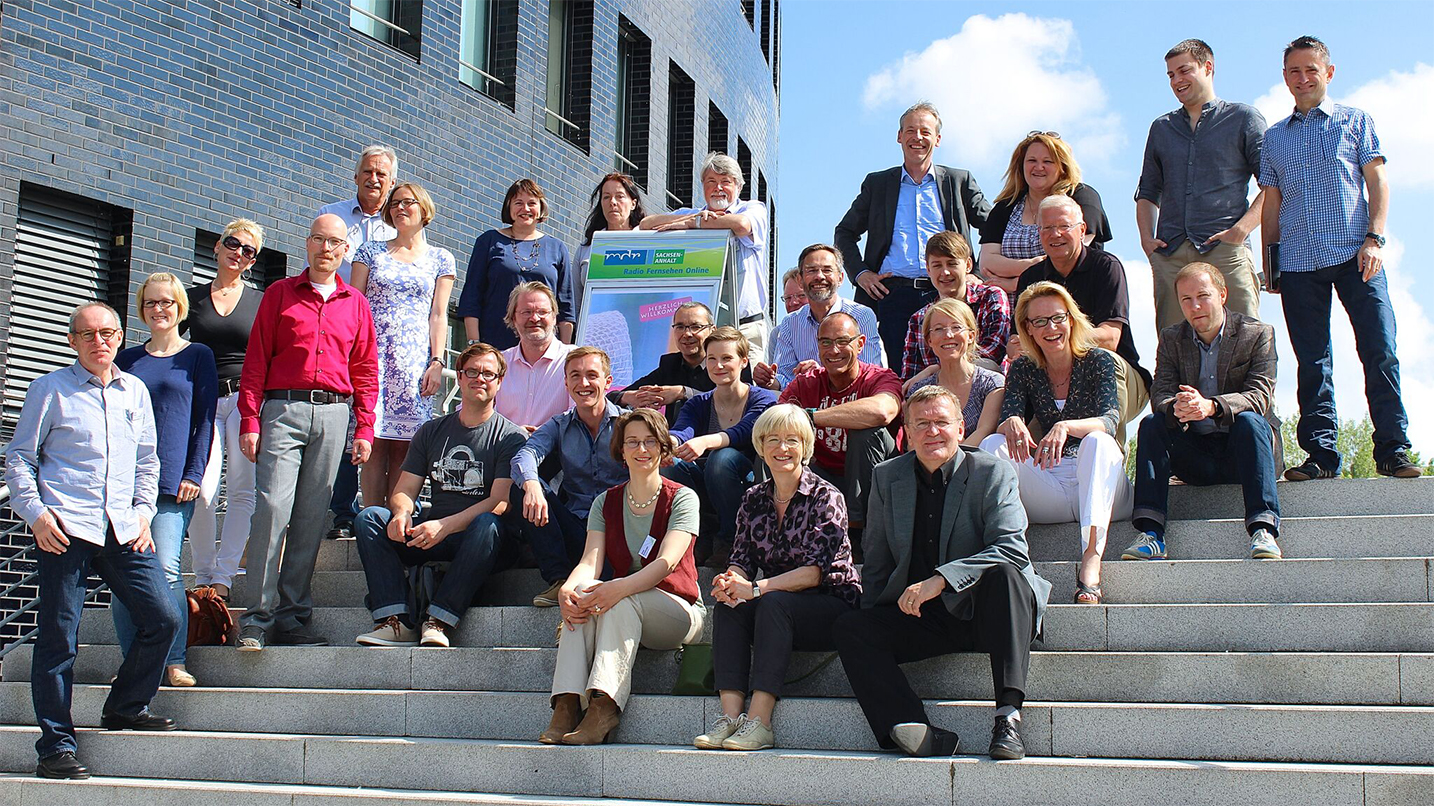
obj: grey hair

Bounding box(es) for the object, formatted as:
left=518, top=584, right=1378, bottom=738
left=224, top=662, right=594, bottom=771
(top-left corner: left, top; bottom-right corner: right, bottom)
left=674, top=300, right=713, bottom=322
left=899, top=101, right=943, bottom=134
left=903, top=383, right=963, bottom=427
left=69, top=301, right=121, bottom=332
left=700, top=152, right=744, bottom=188
left=355, top=145, right=398, bottom=177
left=1037, top=193, right=1085, bottom=223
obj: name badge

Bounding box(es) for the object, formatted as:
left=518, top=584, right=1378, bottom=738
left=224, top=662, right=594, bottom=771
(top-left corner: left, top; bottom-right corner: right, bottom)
left=638, top=535, right=657, bottom=559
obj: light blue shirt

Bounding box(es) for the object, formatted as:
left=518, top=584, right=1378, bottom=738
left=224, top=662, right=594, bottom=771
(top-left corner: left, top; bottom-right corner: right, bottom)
left=769, top=296, right=884, bottom=388
left=512, top=398, right=628, bottom=520
left=4, top=362, right=160, bottom=546
left=672, top=198, right=769, bottom=318
left=316, top=196, right=397, bottom=283
left=1258, top=99, right=1383, bottom=273
left=879, top=169, right=944, bottom=278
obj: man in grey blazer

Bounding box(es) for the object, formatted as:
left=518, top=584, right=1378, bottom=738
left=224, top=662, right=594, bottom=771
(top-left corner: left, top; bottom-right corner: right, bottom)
left=834, top=102, right=990, bottom=369
left=1122, top=262, right=1283, bottom=562
left=834, top=385, right=1051, bottom=760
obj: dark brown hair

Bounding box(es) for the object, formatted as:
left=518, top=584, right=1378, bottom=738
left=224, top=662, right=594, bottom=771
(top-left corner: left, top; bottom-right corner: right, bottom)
left=501, top=178, right=549, bottom=224
left=609, top=408, right=676, bottom=463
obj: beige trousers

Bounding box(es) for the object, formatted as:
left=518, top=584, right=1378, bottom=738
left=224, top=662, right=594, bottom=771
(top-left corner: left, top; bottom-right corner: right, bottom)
left=552, top=588, right=705, bottom=709
left=738, top=318, right=769, bottom=365
left=1109, top=350, right=1151, bottom=449
left=1150, top=240, right=1260, bottom=333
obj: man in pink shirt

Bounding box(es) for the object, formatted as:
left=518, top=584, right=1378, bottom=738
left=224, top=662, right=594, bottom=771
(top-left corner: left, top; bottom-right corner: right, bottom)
left=496, top=281, right=573, bottom=433
left=779, top=312, right=902, bottom=535
left=236, top=213, right=380, bottom=651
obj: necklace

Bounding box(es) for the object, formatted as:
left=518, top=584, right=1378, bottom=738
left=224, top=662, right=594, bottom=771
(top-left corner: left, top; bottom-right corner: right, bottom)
left=773, top=486, right=797, bottom=505
left=508, top=237, right=541, bottom=273
left=214, top=280, right=243, bottom=296
left=627, top=485, right=661, bottom=509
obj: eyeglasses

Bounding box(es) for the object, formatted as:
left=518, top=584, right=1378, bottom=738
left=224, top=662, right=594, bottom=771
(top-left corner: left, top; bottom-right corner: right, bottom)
left=911, top=419, right=957, bottom=433
left=781, top=293, right=808, bottom=305
left=1027, top=130, right=1062, bottom=139
left=671, top=323, right=713, bottom=334
left=221, top=235, right=258, bottom=260
left=142, top=299, right=178, bottom=311
left=761, top=435, right=803, bottom=449
left=1025, top=312, right=1071, bottom=329
left=623, top=438, right=660, bottom=451
left=817, top=336, right=860, bottom=349
left=387, top=198, right=421, bottom=210
left=1039, top=223, right=1079, bottom=235
left=459, top=368, right=502, bottom=382
left=928, top=325, right=968, bottom=338
left=308, top=235, right=349, bottom=252
left=71, top=328, right=121, bottom=343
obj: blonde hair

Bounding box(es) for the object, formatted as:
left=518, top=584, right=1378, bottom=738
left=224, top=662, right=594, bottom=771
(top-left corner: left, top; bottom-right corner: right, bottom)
left=750, top=404, right=816, bottom=464
left=503, top=281, right=558, bottom=331
left=135, top=272, right=190, bottom=325
left=702, top=326, right=749, bottom=361
left=922, top=298, right=979, bottom=361
left=994, top=132, right=1083, bottom=205
left=221, top=218, right=265, bottom=254
left=382, top=182, right=436, bottom=228
left=1013, top=281, right=1095, bottom=369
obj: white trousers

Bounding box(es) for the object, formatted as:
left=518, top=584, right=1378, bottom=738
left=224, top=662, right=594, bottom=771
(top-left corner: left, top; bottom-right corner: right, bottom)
left=189, top=392, right=256, bottom=587
left=979, top=431, right=1133, bottom=557
left=552, top=588, right=704, bottom=709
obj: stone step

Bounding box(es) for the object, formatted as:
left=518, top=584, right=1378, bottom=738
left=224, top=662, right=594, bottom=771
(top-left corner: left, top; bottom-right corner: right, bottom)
left=8, top=644, right=1432, bottom=707
left=305, top=513, right=1434, bottom=572
left=0, top=727, right=1428, bottom=805
left=73, top=601, right=1434, bottom=653
left=1157, top=477, right=1434, bottom=518
left=199, top=557, right=1434, bottom=609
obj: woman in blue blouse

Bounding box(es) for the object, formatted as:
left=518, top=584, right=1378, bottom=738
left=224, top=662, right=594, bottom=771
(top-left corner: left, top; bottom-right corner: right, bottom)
left=113, top=272, right=219, bottom=687
left=665, top=328, right=776, bottom=566
left=978, top=282, right=1132, bottom=605
left=457, top=179, right=573, bottom=351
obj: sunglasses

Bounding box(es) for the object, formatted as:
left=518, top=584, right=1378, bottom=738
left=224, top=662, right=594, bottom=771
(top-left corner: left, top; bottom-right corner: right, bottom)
left=221, top=235, right=258, bottom=260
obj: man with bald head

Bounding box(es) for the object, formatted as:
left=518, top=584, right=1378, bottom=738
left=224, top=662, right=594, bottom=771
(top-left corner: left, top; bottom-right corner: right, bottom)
left=778, top=311, right=903, bottom=535
left=235, top=213, right=380, bottom=651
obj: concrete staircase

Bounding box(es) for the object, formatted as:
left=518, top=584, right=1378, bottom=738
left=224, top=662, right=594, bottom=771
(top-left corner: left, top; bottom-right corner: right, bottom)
left=1, top=478, right=1432, bottom=805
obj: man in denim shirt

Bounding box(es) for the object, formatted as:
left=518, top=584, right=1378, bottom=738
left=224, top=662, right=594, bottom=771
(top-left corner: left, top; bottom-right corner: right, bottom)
left=1258, top=35, right=1417, bottom=479
left=1137, top=39, right=1267, bottom=332
left=5, top=303, right=181, bottom=780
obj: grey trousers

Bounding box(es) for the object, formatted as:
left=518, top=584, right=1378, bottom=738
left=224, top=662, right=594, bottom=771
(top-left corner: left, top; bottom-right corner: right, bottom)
left=240, top=398, right=349, bottom=634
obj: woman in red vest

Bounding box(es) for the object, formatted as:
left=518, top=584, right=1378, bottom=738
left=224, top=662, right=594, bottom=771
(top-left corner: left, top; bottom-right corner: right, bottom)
left=540, top=408, right=705, bottom=745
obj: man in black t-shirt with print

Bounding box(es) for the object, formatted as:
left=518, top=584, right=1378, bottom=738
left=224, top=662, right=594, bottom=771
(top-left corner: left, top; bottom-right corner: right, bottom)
left=353, top=342, right=528, bottom=648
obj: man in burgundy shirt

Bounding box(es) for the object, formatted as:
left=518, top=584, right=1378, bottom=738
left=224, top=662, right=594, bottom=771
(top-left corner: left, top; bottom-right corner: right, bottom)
left=779, top=312, right=902, bottom=533
left=236, top=213, right=380, bottom=650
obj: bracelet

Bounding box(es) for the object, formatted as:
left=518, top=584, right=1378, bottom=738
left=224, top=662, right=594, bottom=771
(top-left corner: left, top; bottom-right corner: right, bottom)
left=429, top=356, right=444, bottom=367
left=467, top=339, right=482, bottom=346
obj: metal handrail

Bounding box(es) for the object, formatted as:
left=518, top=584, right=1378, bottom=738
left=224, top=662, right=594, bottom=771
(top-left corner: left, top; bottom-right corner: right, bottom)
left=458, top=58, right=506, bottom=87
left=349, top=3, right=412, bottom=36
left=542, top=107, right=581, bottom=133
left=615, top=152, right=640, bottom=172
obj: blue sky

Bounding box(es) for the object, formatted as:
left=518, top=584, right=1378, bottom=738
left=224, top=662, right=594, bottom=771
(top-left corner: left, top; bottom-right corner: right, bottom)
left=775, top=0, right=1434, bottom=453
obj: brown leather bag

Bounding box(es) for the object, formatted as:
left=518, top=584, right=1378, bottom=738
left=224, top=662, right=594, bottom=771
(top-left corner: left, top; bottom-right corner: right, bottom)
left=186, top=587, right=236, bottom=646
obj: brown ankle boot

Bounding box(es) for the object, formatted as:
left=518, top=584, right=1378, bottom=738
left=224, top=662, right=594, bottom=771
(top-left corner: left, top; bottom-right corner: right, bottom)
left=561, top=691, right=621, bottom=745
left=539, top=694, right=583, bottom=744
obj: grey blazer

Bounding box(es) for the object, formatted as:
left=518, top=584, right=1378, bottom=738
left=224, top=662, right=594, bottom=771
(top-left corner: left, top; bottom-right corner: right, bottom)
left=834, top=165, right=991, bottom=276
left=861, top=447, right=1052, bottom=636
left=1150, top=310, right=1283, bottom=468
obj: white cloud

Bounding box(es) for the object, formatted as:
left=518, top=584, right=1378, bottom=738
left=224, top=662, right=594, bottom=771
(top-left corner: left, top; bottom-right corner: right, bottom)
left=861, top=13, right=1124, bottom=174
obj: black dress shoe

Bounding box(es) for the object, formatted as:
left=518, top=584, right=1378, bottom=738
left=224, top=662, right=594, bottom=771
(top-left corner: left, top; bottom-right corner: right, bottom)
left=988, top=715, right=1025, bottom=760
left=100, top=708, right=177, bottom=731
left=272, top=628, right=329, bottom=646
left=889, top=722, right=960, bottom=757
left=36, top=751, right=90, bottom=779
left=325, top=523, right=353, bottom=540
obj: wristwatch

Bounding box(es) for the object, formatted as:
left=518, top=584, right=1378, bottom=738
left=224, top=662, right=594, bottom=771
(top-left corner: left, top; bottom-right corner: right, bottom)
left=429, top=356, right=444, bottom=367
left=1365, top=232, right=1387, bottom=247
left=751, top=582, right=762, bottom=598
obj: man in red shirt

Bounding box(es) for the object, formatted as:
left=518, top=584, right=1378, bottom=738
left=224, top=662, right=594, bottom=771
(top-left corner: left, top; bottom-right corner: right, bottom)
left=779, top=312, right=902, bottom=533
left=235, top=213, right=380, bottom=650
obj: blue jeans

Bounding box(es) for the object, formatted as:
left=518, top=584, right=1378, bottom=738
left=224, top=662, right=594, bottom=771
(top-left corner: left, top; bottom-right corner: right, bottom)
left=329, top=453, right=361, bottom=525
left=663, top=447, right=754, bottom=547
left=1280, top=257, right=1410, bottom=470
left=112, top=495, right=192, bottom=667
left=507, top=479, right=588, bottom=584
left=354, top=506, right=515, bottom=626
left=1131, top=412, right=1280, bottom=537
left=33, top=526, right=179, bottom=760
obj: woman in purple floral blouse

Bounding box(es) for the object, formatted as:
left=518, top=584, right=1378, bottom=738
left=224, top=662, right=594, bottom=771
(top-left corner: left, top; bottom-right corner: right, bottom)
left=694, top=404, right=862, bottom=752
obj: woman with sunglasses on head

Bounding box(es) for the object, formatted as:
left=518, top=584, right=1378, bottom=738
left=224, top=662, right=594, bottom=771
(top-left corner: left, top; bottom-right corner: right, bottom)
left=540, top=408, right=705, bottom=746
left=977, top=132, right=1113, bottom=296
left=458, top=178, right=574, bottom=351
left=978, top=282, right=1132, bottom=605
left=114, top=273, right=218, bottom=687
left=184, top=219, right=264, bottom=604
left=350, top=182, right=456, bottom=508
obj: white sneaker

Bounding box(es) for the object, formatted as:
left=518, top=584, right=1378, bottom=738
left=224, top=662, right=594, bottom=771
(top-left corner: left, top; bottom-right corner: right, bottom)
left=356, top=616, right=418, bottom=647
left=419, top=618, right=451, bottom=648
left=694, top=713, right=744, bottom=749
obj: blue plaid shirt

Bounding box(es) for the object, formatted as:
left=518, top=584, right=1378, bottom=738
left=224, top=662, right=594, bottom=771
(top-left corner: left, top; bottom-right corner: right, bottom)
left=1258, top=99, right=1384, bottom=273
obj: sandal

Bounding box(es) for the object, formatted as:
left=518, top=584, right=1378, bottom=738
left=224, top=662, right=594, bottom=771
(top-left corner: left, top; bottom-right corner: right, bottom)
left=1073, top=581, right=1103, bottom=605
